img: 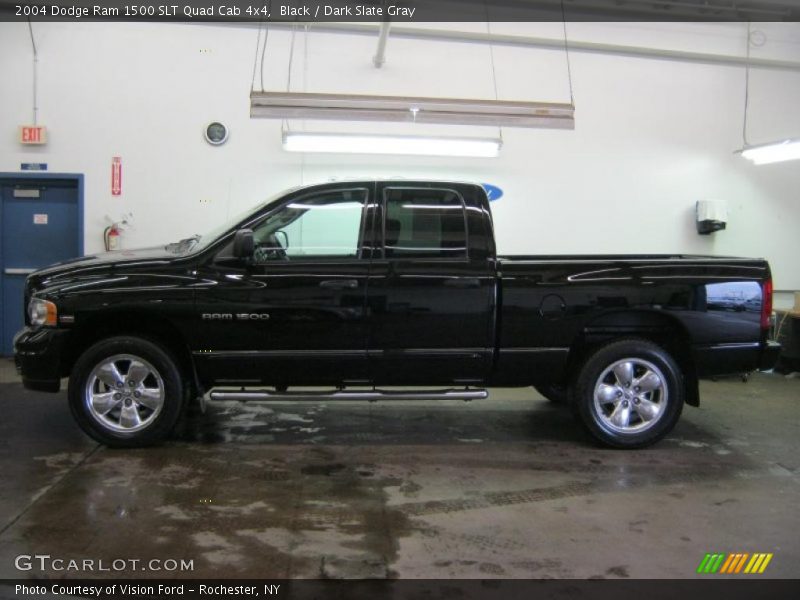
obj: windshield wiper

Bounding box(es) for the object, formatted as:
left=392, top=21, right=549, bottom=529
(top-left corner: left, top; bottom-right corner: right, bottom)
left=165, top=234, right=201, bottom=252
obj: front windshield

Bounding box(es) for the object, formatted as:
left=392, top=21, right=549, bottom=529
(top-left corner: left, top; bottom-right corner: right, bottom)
left=168, top=189, right=291, bottom=254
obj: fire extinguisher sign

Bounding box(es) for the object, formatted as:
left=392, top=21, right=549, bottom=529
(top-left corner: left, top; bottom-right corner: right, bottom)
left=111, top=156, right=122, bottom=196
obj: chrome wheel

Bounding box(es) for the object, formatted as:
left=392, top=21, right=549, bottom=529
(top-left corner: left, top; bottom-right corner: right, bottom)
left=84, top=354, right=165, bottom=433
left=593, top=358, right=668, bottom=434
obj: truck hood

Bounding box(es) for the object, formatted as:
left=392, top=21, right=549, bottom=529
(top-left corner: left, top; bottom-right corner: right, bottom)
left=34, top=246, right=177, bottom=275
left=27, top=246, right=181, bottom=294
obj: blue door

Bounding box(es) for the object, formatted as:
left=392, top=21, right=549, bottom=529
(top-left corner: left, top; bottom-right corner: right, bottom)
left=1, top=179, right=81, bottom=355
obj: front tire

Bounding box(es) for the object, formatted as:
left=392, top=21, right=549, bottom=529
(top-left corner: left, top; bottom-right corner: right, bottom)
left=573, top=339, right=684, bottom=449
left=68, top=336, right=185, bottom=448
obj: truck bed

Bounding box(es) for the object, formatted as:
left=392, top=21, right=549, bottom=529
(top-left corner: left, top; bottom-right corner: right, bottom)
left=491, top=252, right=772, bottom=387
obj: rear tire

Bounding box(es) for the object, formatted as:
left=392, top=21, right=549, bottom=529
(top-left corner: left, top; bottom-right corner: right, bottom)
left=533, top=383, right=568, bottom=404
left=573, top=339, right=684, bottom=449
left=68, top=336, right=185, bottom=448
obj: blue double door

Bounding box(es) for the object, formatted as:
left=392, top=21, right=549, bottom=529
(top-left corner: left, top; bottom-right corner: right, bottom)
left=0, top=178, right=81, bottom=355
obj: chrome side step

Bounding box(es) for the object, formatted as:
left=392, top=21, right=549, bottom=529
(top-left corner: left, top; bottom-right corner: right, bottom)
left=208, top=388, right=488, bottom=402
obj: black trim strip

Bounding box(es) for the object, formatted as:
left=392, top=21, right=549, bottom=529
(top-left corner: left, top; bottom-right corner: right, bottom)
left=195, top=348, right=491, bottom=359
left=500, top=347, right=570, bottom=354
left=193, top=349, right=366, bottom=358
left=694, top=342, right=760, bottom=351
left=366, top=348, right=488, bottom=357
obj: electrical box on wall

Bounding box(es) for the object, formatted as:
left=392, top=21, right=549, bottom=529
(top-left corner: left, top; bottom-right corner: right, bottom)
left=696, top=200, right=728, bottom=235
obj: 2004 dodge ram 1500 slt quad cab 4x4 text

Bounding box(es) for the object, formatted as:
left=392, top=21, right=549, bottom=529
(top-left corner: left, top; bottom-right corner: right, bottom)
left=14, top=180, right=781, bottom=448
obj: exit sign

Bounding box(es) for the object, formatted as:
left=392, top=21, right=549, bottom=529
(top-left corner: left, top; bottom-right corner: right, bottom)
left=19, top=125, right=47, bottom=145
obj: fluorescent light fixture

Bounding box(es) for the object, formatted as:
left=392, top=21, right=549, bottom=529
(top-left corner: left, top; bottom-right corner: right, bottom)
left=737, top=138, right=800, bottom=165
left=254, top=92, right=574, bottom=129
left=283, top=132, right=502, bottom=158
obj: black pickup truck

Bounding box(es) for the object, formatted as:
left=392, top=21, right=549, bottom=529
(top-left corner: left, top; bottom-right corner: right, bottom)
left=14, top=180, right=780, bottom=448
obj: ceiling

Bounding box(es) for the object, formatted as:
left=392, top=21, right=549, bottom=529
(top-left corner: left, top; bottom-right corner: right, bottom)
left=0, top=0, right=798, bottom=21
left=471, top=0, right=800, bottom=21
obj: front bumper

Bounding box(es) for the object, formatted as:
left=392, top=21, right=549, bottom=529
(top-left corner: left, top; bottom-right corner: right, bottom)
left=13, top=327, right=71, bottom=392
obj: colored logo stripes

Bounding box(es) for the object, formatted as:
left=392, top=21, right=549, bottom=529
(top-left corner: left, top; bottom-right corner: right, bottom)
left=697, top=552, right=773, bottom=574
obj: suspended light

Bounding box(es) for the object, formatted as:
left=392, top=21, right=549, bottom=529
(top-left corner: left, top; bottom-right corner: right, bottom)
left=737, top=138, right=800, bottom=165
left=282, top=132, right=502, bottom=158
left=254, top=92, right=575, bottom=129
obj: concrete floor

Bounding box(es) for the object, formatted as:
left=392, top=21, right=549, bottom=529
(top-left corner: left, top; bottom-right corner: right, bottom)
left=0, top=357, right=798, bottom=580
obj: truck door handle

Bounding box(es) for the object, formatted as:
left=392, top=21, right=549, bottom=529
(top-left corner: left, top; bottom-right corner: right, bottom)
left=444, top=278, right=481, bottom=288
left=319, top=279, right=359, bottom=289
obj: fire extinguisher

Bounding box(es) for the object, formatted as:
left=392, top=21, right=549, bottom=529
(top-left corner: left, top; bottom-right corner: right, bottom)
left=104, top=224, right=121, bottom=251
left=103, top=213, right=133, bottom=251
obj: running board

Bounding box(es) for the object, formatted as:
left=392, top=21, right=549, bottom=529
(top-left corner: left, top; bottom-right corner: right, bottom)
left=208, top=388, right=488, bottom=402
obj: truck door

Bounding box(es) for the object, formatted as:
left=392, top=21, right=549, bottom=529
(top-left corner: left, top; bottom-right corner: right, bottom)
left=366, top=184, right=495, bottom=385
left=193, top=185, right=372, bottom=387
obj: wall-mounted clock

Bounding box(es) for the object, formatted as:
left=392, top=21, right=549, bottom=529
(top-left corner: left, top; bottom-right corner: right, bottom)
left=204, top=122, right=229, bottom=146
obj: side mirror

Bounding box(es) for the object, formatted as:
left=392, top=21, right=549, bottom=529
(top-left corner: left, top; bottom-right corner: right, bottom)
left=232, top=229, right=254, bottom=258
left=275, top=230, right=289, bottom=250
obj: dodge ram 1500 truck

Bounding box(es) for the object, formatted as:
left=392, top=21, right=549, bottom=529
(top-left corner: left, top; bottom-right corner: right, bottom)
left=14, top=180, right=781, bottom=448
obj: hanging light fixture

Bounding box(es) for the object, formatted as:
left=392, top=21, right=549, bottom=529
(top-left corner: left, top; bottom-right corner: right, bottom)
left=735, top=24, right=799, bottom=165
left=737, top=139, right=800, bottom=165
left=257, top=17, right=574, bottom=159
left=282, top=132, right=502, bottom=158
left=253, top=92, right=575, bottom=129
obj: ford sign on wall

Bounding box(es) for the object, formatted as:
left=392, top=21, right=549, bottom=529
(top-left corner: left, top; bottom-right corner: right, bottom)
left=482, top=183, right=504, bottom=201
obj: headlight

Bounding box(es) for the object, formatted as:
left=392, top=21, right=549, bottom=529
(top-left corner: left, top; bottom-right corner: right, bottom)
left=28, top=298, right=57, bottom=327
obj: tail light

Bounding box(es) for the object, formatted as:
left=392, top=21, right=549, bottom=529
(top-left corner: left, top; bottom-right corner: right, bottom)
left=761, top=278, right=773, bottom=330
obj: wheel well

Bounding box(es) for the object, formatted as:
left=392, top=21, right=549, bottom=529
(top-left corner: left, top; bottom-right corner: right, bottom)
left=565, top=310, right=700, bottom=407
left=61, top=312, right=200, bottom=397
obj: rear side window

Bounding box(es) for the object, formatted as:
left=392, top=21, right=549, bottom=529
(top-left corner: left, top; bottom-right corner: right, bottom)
left=384, top=188, right=467, bottom=259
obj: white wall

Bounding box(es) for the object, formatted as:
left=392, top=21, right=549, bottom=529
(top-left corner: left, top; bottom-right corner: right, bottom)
left=1, top=21, right=799, bottom=304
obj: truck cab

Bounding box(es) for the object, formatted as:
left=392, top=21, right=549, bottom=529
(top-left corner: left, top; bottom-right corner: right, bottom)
left=189, top=180, right=497, bottom=389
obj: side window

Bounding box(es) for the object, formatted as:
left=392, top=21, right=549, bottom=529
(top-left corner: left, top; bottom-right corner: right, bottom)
left=251, top=189, right=367, bottom=262
left=384, top=188, right=467, bottom=260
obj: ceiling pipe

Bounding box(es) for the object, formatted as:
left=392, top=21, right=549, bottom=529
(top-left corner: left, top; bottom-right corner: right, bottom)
left=27, top=19, right=38, bottom=125
left=257, top=22, right=800, bottom=73
left=373, top=21, right=391, bottom=68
